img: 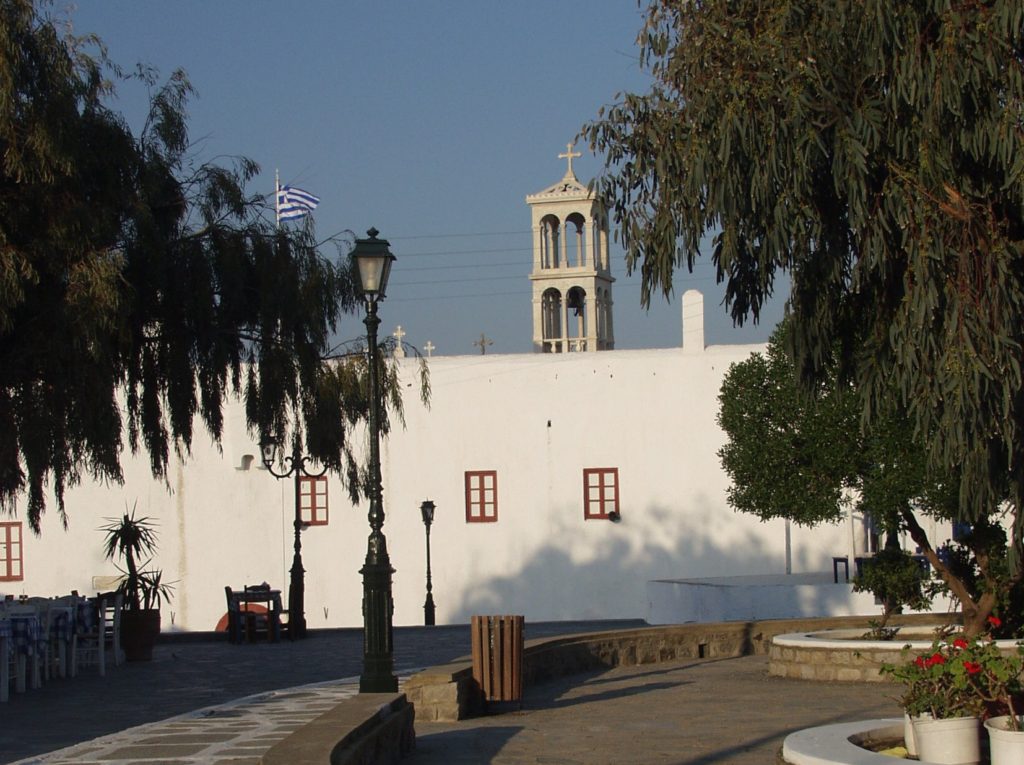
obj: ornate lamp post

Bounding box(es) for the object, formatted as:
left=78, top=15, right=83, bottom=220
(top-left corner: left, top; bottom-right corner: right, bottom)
left=420, top=500, right=436, bottom=626
left=259, top=432, right=326, bottom=640
left=353, top=228, right=398, bottom=693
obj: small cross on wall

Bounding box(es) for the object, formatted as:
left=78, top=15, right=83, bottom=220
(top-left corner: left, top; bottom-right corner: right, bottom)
left=424, top=341, right=435, bottom=358
left=473, top=333, right=493, bottom=355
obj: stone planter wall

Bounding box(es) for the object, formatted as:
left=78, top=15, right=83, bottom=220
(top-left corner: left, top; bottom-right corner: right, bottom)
left=769, top=626, right=1020, bottom=683
left=768, top=639, right=912, bottom=683
left=405, top=613, right=944, bottom=721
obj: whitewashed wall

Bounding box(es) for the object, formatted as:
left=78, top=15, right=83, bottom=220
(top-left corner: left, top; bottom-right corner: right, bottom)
left=9, top=298, right=942, bottom=631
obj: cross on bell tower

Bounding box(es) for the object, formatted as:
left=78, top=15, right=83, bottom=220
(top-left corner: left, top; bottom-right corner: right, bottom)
left=558, top=142, right=581, bottom=178
left=525, top=142, right=614, bottom=353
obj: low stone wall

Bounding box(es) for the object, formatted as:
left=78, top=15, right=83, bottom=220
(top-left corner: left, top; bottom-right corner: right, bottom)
left=259, top=692, right=413, bottom=765
left=255, top=614, right=949, bottom=761
left=768, top=623, right=1023, bottom=683
left=405, top=613, right=943, bottom=722
left=768, top=635, right=915, bottom=683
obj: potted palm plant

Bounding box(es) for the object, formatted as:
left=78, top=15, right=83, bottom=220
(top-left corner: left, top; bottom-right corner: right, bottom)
left=101, top=506, right=173, bottom=661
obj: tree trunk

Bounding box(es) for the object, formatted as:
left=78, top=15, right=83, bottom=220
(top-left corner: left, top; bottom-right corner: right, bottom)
left=899, top=508, right=992, bottom=636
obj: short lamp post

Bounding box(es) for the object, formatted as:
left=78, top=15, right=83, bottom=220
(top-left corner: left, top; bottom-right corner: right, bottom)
left=353, top=228, right=398, bottom=693
left=420, top=500, right=436, bottom=626
left=259, top=433, right=326, bottom=640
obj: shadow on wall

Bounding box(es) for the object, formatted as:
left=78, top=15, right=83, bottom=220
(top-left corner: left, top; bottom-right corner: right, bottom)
left=446, top=494, right=858, bottom=624
left=444, top=490, right=874, bottom=625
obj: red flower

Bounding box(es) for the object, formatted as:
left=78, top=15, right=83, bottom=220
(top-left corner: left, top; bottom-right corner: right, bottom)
left=915, top=656, right=927, bottom=669
left=953, top=638, right=969, bottom=650
left=964, top=661, right=982, bottom=674
left=926, top=652, right=947, bottom=667
left=988, top=615, right=1002, bottom=628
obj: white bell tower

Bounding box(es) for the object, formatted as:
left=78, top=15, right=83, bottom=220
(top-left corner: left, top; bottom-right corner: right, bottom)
left=526, top=143, right=614, bottom=353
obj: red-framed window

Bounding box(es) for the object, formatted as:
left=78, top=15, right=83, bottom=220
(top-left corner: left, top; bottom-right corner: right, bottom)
left=584, top=468, right=619, bottom=520
left=299, top=476, right=329, bottom=526
left=0, top=522, right=23, bottom=581
left=465, top=470, right=498, bottom=523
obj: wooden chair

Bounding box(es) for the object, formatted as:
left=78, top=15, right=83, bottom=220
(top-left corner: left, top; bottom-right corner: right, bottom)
left=225, top=586, right=243, bottom=644
left=1, top=614, right=10, bottom=702
left=3, top=603, right=44, bottom=692
left=72, top=591, right=123, bottom=676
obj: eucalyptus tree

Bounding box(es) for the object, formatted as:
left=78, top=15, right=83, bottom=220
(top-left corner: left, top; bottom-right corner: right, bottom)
left=585, top=1, right=1024, bottom=581
left=0, top=0, right=424, bottom=531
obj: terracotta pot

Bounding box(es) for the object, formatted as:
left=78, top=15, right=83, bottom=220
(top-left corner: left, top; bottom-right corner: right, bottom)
left=120, top=609, right=161, bottom=662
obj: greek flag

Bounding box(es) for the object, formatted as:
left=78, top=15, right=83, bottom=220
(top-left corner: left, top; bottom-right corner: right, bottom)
left=276, top=185, right=320, bottom=222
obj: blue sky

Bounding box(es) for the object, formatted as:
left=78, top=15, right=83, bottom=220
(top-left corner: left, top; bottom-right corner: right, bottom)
left=66, top=1, right=785, bottom=356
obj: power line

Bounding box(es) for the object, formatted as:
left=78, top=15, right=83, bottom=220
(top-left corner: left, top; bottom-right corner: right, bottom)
left=391, top=274, right=526, bottom=287
left=388, top=229, right=531, bottom=240
left=398, top=246, right=531, bottom=258
left=400, top=259, right=524, bottom=272
left=389, top=290, right=525, bottom=302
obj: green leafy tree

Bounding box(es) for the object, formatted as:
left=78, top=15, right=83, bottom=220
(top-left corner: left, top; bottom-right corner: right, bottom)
left=852, top=547, right=929, bottom=631
left=0, top=0, right=425, bottom=531
left=719, top=323, right=1019, bottom=634
left=717, top=325, right=859, bottom=528
left=585, top=1, right=1024, bottom=587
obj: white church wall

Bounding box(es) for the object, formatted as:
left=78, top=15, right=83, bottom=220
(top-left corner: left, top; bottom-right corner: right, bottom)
left=373, top=343, right=853, bottom=627
left=10, top=328, right=942, bottom=631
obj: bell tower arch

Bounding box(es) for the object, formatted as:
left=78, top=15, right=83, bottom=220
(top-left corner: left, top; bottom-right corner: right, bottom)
left=526, top=143, right=614, bottom=353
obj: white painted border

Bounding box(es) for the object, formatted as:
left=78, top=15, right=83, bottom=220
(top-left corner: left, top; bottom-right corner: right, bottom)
left=774, top=629, right=1021, bottom=651
left=782, top=719, right=910, bottom=765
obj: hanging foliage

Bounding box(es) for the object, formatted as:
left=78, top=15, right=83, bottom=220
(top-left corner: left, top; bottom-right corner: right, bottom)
left=0, top=0, right=428, bottom=530
left=585, top=0, right=1024, bottom=565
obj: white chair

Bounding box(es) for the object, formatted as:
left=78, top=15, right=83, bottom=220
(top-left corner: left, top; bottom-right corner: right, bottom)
left=102, top=592, right=124, bottom=667
left=0, top=614, right=11, bottom=702
left=72, top=591, right=123, bottom=676
left=3, top=603, right=43, bottom=692
left=46, top=596, right=80, bottom=680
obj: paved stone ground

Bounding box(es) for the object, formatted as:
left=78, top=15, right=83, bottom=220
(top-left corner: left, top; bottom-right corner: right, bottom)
left=14, top=680, right=362, bottom=765
left=1, top=621, right=903, bottom=765
left=409, top=655, right=903, bottom=765
left=0, top=621, right=638, bottom=764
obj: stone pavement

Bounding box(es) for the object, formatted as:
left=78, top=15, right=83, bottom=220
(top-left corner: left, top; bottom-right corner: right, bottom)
left=410, top=654, right=902, bottom=765
left=1, top=621, right=903, bottom=765
left=9, top=679, right=362, bottom=764
left=0, top=621, right=637, bottom=764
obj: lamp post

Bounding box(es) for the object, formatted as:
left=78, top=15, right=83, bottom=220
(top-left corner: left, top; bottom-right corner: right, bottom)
left=259, top=433, right=326, bottom=640
left=353, top=228, right=398, bottom=693
left=420, top=500, right=436, bottom=626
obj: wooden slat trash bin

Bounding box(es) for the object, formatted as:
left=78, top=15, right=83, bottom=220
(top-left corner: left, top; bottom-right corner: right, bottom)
left=471, top=615, right=524, bottom=706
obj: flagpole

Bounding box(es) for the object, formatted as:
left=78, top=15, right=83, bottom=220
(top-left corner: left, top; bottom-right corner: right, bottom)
left=275, top=169, right=281, bottom=229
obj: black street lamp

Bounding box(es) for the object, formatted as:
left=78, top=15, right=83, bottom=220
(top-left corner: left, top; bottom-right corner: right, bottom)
left=353, top=228, right=398, bottom=693
left=420, top=500, right=436, bottom=626
left=259, top=432, right=326, bottom=640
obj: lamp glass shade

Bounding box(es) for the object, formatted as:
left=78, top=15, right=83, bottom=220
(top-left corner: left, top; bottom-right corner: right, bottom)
left=420, top=500, right=436, bottom=526
left=353, top=228, right=396, bottom=299
left=259, top=435, right=279, bottom=469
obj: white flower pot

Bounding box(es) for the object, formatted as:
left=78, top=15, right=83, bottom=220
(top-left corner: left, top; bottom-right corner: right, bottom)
left=904, top=712, right=921, bottom=757
left=912, top=715, right=981, bottom=765
left=984, top=715, right=1024, bottom=765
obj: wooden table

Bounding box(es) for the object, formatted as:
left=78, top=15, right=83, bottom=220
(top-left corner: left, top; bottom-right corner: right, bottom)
left=229, top=589, right=283, bottom=642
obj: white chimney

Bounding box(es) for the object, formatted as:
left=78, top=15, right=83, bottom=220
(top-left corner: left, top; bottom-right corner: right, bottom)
left=682, top=290, right=704, bottom=353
